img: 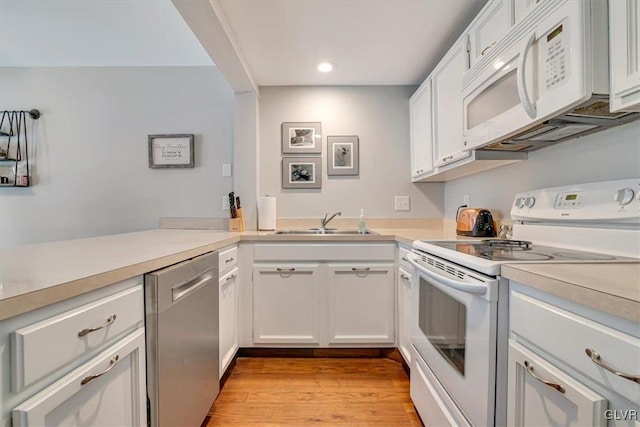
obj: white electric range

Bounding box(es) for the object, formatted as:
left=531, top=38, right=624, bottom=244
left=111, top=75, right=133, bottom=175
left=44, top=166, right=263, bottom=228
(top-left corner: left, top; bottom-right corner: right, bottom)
left=407, top=178, right=640, bottom=427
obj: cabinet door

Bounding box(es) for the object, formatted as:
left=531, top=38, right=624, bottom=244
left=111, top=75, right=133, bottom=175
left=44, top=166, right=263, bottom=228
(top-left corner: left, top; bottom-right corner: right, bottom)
left=397, top=268, right=412, bottom=365
left=610, top=0, right=640, bottom=112
left=433, top=39, right=471, bottom=167
left=508, top=340, right=607, bottom=427
left=328, top=264, right=395, bottom=344
left=410, top=78, right=434, bottom=179
left=468, top=0, right=512, bottom=68
left=253, top=264, right=321, bottom=344
left=514, top=0, right=543, bottom=25
left=12, top=328, right=146, bottom=427
left=219, top=267, right=239, bottom=378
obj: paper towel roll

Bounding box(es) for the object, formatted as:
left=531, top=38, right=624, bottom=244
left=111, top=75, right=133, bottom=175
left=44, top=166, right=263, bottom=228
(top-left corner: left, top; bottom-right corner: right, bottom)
left=257, top=196, right=277, bottom=231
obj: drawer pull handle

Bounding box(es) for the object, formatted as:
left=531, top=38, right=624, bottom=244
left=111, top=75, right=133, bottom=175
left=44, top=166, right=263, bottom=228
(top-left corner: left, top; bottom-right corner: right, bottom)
left=225, top=274, right=237, bottom=281
left=225, top=257, right=235, bottom=263
left=481, top=41, right=497, bottom=55
left=524, top=361, right=565, bottom=394
left=400, top=274, right=410, bottom=280
left=78, top=314, right=117, bottom=337
left=81, top=355, right=119, bottom=386
left=402, top=257, right=408, bottom=262
left=351, top=267, right=371, bottom=272
left=585, top=348, right=640, bottom=384
left=276, top=268, right=296, bottom=273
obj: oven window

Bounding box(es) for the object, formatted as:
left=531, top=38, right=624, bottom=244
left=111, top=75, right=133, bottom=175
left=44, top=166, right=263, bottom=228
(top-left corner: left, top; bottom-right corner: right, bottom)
left=419, top=277, right=467, bottom=375
left=467, top=66, right=519, bottom=130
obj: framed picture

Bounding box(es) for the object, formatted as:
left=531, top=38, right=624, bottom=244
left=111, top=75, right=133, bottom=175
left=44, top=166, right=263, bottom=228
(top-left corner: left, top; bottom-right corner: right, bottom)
left=282, top=122, right=322, bottom=154
left=282, top=157, right=322, bottom=189
left=327, top=135, right=359, bottom=176
left=148, top=134, right=195, bottom=168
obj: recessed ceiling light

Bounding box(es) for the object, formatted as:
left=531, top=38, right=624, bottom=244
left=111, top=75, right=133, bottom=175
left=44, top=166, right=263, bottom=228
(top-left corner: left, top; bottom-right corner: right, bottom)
left=318, top=62, right=334, bottom=73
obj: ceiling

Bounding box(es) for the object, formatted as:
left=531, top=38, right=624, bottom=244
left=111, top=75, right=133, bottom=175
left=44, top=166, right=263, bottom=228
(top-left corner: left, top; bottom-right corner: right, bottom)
left=0, top=0, right=213, bottom=67
left=217, top=0, right=487, bottom=86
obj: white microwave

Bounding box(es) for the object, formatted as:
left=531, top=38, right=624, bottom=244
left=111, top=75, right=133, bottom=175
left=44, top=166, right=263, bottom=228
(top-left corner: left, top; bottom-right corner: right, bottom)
left=462, top=0, right=636, bottom=152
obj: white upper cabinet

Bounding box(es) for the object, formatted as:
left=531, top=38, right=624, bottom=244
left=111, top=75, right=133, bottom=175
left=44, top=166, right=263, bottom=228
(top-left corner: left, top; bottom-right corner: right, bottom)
left=433, top=38, right=471, bottom=167
left=410, top=78, right=434, bottom=179
left=609, top=0, right=640, bottom=112
left=514, top=0, right=543, bottom=25
left=468, top=0, right=513, bottom=68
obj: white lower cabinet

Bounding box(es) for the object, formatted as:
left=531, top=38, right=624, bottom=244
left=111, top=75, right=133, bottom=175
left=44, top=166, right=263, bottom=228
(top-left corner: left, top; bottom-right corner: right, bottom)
left=12, top=328, right=146, bottom=427
left=397, top=267, right=412, bottom=364
left=328, top=264, right=395, bottom=344
left=219, top=267, right=239, bottom=377
left=508, top=283, right=640, bottom=427
left=253, top=263, right=322, bottom=344
left=249, top=243, right=396, bottom=347
left=508, top=340, right=607, bottom=427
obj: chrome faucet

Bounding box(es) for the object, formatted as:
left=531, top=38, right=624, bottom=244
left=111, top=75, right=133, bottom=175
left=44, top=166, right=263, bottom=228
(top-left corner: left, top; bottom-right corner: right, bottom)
left=320, top=211, right=341, bottom=229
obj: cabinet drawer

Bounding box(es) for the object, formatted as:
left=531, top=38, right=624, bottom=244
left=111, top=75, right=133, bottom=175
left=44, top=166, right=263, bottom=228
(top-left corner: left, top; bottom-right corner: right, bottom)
left=12, top=328, right=146, bottom=427
left=12, top=285, right=144, bottom=392
left=398, top=247, right=411, bottom=270
left=253, top=243, right=395, bottom=261
left=510, top=290, right=640, bottom=403
left=219, top=246, right=238, bottom=273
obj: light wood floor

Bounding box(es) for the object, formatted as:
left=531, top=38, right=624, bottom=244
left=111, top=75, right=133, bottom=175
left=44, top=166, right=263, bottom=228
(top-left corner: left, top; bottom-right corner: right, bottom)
left=205, top=357, right=422, bottom=426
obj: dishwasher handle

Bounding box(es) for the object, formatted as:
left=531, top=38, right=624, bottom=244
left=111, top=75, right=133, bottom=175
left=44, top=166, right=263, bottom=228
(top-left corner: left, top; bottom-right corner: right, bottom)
left=172, top=272, right=216, bottom=302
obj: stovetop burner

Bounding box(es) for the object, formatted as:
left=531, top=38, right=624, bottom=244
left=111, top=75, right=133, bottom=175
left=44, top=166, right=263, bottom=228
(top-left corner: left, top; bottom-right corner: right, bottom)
left=481, top=239, right=532, bottom=249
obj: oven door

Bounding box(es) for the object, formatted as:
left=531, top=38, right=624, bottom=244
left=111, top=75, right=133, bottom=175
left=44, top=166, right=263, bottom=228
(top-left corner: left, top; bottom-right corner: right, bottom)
left=407, top=252, right=498, bottom=427
left=462, top=0, right=592, bottom=151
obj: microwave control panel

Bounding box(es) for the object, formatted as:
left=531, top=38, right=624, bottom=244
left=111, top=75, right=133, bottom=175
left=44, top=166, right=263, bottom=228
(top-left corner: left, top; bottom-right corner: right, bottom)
left=540, top=21, right=569, bottom=94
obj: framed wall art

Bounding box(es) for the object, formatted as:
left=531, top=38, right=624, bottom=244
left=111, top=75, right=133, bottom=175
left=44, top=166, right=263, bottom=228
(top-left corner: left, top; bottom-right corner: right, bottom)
left=327, top=135, right=359, bottom=176
left=281, top=122, right=322, bottom=154
left=282, top=156, right=322, bottom=189
left=148, top=134, right=195, bottom=168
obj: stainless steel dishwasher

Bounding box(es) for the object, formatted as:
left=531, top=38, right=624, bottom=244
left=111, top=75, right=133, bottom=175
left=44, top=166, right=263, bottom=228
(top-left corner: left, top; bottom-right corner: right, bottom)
left=145, top=251, right=219, bottom=427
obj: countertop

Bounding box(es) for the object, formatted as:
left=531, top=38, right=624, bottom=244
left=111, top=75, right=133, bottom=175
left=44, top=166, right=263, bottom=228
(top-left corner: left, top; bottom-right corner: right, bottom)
left=2, top=228, right=638, bottom=323
left=502, top=263, right=640, bottom=323
left=0, top=228, right=461, bottom=320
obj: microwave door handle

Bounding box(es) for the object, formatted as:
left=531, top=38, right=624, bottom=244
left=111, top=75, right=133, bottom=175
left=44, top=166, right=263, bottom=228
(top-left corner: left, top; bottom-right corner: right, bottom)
left=406, top=254, right=487, bottom=295
left=517, top=32, right=537, bottom=119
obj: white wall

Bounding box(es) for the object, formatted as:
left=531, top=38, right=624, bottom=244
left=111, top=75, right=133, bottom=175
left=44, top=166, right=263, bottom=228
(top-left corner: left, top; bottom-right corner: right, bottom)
left=0, top=67, right=234, bottom=247
left=258, top=86, right=444, bottom=219
left=444, top=121, right=640, bottom=219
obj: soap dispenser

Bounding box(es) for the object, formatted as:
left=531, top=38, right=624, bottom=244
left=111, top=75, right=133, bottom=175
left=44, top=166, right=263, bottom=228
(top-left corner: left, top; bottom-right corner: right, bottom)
left=359, top=209, right=367, bottom=233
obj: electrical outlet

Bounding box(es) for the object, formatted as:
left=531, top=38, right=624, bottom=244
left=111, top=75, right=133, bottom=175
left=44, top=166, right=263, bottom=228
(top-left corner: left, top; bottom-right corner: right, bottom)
left=395, top=196, right=410, bottom=211
left=463, top=194, right=470, bottom=206
left=222, top=196, right=230, bottom=210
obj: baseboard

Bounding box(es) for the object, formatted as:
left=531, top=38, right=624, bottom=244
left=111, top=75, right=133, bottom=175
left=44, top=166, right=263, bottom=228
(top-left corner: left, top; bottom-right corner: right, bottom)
left=236, top=347, right=399, bottom=358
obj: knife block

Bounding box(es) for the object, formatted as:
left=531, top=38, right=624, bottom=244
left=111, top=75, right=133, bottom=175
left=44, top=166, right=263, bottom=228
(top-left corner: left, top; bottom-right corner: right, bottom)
left=229, top=208, right=246, bottom=232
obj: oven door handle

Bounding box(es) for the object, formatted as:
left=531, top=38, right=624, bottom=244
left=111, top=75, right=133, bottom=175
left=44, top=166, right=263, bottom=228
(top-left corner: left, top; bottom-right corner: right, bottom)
left=406, top=254, right=488, bottom=295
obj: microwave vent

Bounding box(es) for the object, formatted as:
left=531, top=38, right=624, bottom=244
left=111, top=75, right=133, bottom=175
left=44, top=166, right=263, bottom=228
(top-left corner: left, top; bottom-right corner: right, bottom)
left=568, top=101, right=630, bottom=119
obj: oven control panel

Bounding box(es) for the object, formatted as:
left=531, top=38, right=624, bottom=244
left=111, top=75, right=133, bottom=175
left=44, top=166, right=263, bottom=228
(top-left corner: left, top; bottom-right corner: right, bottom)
left=511, top=178, right=640, bottom=222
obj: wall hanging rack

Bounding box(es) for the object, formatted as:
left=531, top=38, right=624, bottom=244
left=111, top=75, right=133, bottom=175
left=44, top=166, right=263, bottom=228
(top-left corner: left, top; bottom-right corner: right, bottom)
left=0, top=109, right=40, bottom=187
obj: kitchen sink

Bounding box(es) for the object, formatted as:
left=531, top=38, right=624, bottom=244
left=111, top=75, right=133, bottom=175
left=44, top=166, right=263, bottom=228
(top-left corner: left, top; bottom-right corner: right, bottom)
left=273, top=229, right=376, bottom=235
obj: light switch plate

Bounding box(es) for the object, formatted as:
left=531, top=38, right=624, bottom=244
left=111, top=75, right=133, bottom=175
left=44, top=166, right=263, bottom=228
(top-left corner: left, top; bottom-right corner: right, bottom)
left=395, top=196, right=410, bottom=211
left=222, top=163, right=232, bottom=177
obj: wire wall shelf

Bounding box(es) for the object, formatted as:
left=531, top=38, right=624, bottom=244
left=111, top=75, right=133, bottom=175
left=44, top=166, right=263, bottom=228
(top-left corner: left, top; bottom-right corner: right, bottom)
left=0, top=109, right=40, bottom=187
